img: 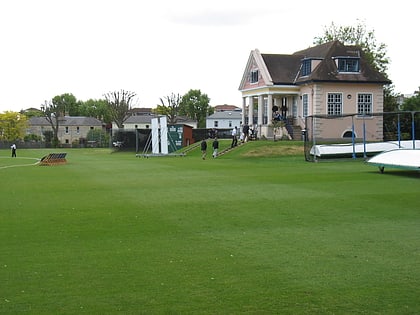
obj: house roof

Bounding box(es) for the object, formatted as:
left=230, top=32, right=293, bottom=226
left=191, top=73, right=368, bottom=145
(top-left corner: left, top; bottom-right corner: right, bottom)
left=293, top=41, right=390, bottom=84
left=240, top=40, right=391, bottom=89
left=124, top=115, right=196, bottom=125
left=261, top=54, right=303, bottom=85
left=124, top=115, right=157, bottom=124
left=207, top=111, right=242, bottom=119
left=29, top=116, right=103, bottom=126
left=214, top=104, right=242, bottom=112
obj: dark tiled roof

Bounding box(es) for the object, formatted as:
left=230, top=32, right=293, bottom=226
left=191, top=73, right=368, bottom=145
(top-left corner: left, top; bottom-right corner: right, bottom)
left=261, top=54, right=302, bottom=85
left=29, top=116, right=103, bottom=126
left=262, top=40, right=390, bottom=85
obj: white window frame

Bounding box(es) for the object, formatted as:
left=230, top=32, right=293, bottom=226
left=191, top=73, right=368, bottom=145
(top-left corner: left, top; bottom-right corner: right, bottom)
left=327, top=93, right=342, bottom=115
left=357, top=93, right=373, bottom=116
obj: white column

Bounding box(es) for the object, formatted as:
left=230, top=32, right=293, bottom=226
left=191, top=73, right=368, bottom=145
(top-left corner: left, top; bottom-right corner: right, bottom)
left=267, top=94, right=273, bottom=124
left=257, top=95, right=264, bottom=138
left=257, top=95, right=263, bottom=127
left=242, top=97, right=246, bottom=126
left=248, top=96, right=254, bottom=126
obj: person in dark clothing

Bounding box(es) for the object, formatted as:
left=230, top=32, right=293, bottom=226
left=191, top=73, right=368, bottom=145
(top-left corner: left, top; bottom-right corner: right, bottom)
left=212, top=137, right=219, bottom=158
left=231, top=126, right=238, bottom=148
left=11, top=144, right=17, bottom=157
left=201, top=139, right=207, bottom=160
left=242, top=124, right=249, bottom=142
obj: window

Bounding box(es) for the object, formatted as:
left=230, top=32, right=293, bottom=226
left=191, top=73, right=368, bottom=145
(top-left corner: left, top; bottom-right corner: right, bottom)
left=250, top=70, right=259, bottom=83
left=301, top=59, right=311, bottom=76
left=337, top=58, right=359, bottom=72
left=76, top=126, right=80, bottom=134
left=214, top=121, right=218, bottom=128
left=327, top=93, right=342, bottom=115
left=357, top=93, right=372, bottom=115
left=229, top=121, right=232, bottom=127
left=302, top=94, right=308, bottom=117
left=65, top=126, right=69, bottom=134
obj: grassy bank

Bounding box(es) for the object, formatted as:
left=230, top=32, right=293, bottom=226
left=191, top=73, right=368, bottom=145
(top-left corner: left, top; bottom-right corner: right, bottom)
left=0, top=141, right=419, bottom=314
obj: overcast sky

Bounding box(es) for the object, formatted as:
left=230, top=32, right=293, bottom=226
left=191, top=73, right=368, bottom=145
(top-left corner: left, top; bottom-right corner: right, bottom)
left=0, top=0, right=418, bottom=112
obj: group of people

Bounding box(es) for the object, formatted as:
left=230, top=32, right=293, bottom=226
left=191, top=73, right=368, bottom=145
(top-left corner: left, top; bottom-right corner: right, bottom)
left=231, top=124, right=257, bottom=148
left=201, top=137, right=219, bottom=160
left=200, top=124, right=259, bottom=160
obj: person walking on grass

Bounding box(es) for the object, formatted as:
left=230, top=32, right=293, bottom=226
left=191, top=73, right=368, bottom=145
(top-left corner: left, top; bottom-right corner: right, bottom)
left=201, top=139, right=207, bottom=160
left=212, top=137, right=219, bottom=158
left=11, top=144, right=17, bottom=157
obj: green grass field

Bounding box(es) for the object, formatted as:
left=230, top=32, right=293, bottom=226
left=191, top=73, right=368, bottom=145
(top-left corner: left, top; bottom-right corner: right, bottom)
left=1, top=141, right=419, bottom=314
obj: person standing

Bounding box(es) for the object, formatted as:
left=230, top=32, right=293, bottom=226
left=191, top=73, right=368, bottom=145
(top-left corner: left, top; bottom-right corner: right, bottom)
left=11, top=144, right=17, bottom=157
left=212, top=137, right=219, bottom=158
left=201, top=139, right=207, bottom=160
left=231, top=126, right=238, bottom=148
left=242, top=124, right=250, bottom=142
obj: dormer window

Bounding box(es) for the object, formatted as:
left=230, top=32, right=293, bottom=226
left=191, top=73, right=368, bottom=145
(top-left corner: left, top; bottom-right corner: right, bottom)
left=336, top=57, right=360, bottom=72
left=301, top=59, right=311, bottom=76
left=250, top=70, right=259, bottom=83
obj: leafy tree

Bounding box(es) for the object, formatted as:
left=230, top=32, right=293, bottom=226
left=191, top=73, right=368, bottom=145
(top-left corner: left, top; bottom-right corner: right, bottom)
left=52, top=93, right=79, bottom=116
left=314, top=20, right=390, bottom=75
left=43, top=130, right=54, bottom=145
left=79, top=99, right=112, bottom=124
left=313, top=20, right=399, bottom=117
left=179, top=89, right=213, bottom=128
left=401, top=90, right=420, bottom=111
left=21, top=108, right=44, bottom=118
left=156, top=93, right=182, bottom=124
left=24, top=133, right=42, bottom=142
left=0, top=111, right=28, bottom=141
left=383, top=85, right=400, bottom=112
left=40, top=93, right=80, bottom=147
left=41, top=100, right=63, bottom=148
left=104, top=90, right=137, bottom=128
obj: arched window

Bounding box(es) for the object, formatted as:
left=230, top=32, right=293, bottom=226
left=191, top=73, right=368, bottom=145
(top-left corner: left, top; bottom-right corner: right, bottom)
left=343, top=131, right=354, bottom=138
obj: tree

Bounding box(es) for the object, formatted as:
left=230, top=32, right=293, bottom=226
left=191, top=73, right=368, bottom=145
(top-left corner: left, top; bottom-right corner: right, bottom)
left=156, top=93, right=182, bottom=124
left=41, top=100, right=63, bottom=148
left=401, top=90, right=420, bottom=111
left=313, top=20, right=390, bottom=75
left=179, top=89, right=213, bottom=128
left=313, top=20, right=398, bottom=117
left=40, top=93, right=79, bottom=147
left=52, top=93, right=79, bottom=116
left=79, top=99, right=112, bottom=124
left=0, top=111, right=28, bottom=141
left=104, top=90, right=136, bottom=128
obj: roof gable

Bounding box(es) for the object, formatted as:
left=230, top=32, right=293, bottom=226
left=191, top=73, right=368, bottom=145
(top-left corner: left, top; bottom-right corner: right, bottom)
left=238, top=49, right=273, bottom=90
